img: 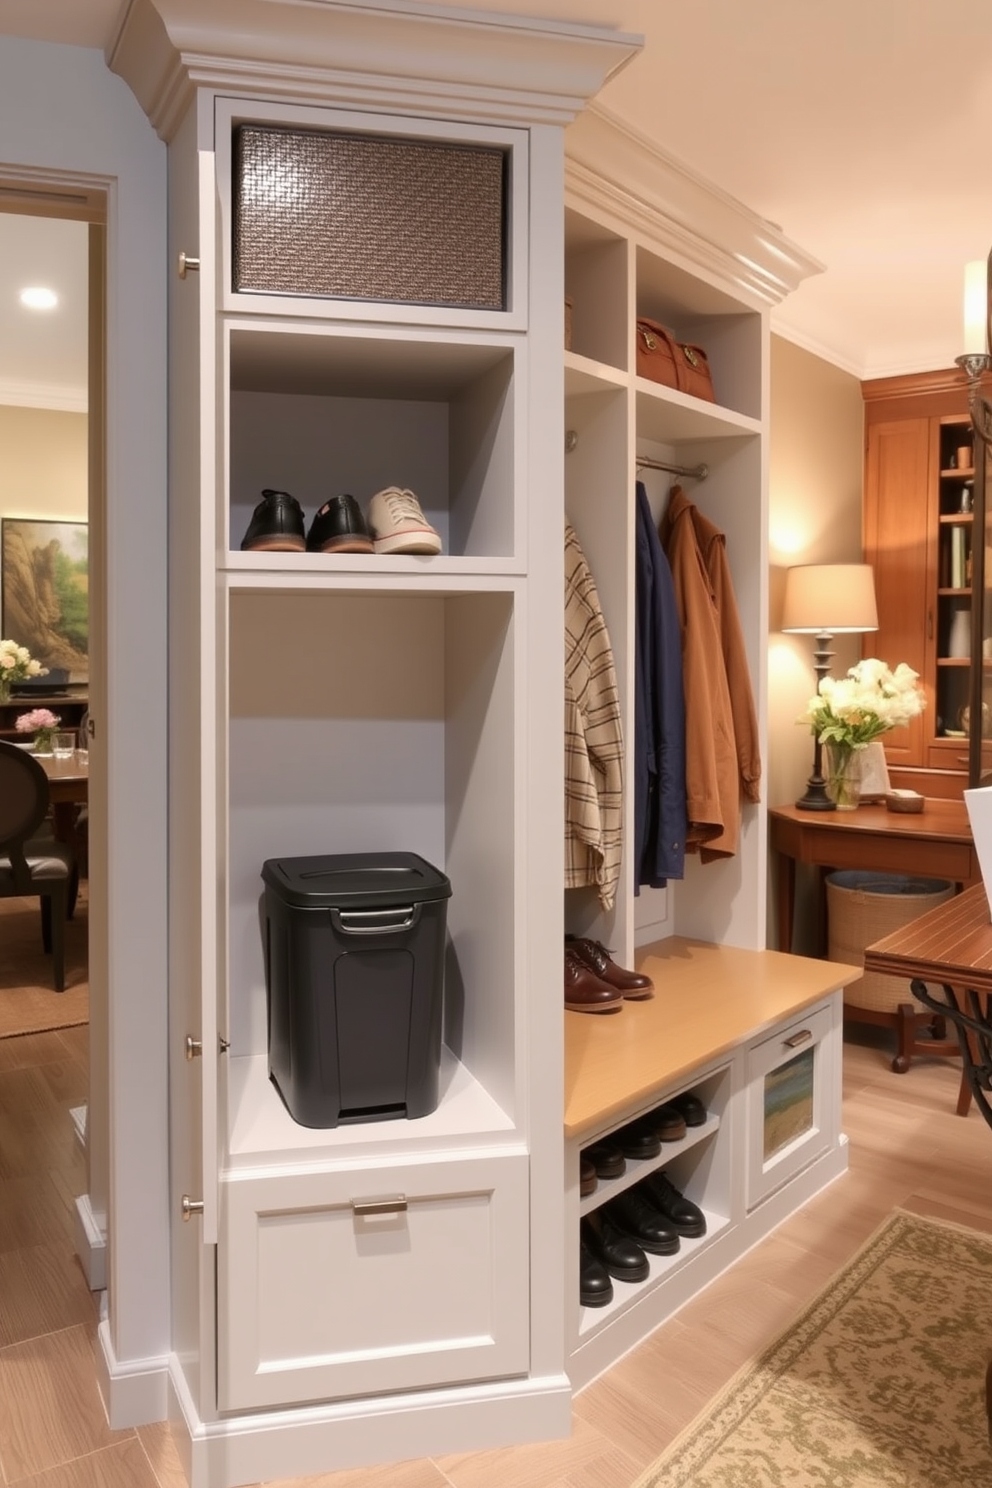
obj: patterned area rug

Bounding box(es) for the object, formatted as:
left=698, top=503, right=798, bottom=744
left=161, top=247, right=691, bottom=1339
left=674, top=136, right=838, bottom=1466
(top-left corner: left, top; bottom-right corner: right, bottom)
left=633, top=1210, right=992, bottom=1488
left=0, top=891, right=88, bottom=1037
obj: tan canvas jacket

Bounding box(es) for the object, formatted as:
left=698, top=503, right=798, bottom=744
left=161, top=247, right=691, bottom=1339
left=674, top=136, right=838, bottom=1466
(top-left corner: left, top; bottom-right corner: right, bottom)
left=660, top=486, right=761, bottom=860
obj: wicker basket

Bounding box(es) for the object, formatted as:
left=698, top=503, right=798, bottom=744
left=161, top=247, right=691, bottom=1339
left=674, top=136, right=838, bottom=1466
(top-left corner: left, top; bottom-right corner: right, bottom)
left=826, top=871, right=954, bottom=1013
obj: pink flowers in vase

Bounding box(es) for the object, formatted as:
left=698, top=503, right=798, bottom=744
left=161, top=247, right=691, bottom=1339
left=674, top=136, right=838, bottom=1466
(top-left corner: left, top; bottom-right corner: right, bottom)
left=15, top=707, right=61, bottom=754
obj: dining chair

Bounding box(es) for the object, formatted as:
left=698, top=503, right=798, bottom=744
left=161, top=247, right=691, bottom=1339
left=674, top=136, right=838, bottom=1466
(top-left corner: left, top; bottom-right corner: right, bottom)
left=0, top=739, right=77, bottom=992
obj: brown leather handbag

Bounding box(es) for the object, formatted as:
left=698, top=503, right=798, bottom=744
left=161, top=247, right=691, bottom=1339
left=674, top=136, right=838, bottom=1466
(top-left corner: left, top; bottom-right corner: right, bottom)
left=636, top=318, right=715, bottom=402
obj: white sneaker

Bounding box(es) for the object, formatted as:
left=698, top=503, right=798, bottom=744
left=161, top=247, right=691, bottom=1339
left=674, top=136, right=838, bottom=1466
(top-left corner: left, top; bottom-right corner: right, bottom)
left=367, top=487, right=442, bottom=555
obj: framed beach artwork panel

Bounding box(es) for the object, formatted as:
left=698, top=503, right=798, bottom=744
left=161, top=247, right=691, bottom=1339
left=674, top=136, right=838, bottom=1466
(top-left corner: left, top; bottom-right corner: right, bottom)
left=1, top=517, right=89, bottom=683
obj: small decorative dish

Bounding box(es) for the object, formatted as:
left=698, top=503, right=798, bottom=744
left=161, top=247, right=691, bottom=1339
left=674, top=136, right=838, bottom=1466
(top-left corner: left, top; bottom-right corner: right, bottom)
left=885, top=791, right=925, bottom=814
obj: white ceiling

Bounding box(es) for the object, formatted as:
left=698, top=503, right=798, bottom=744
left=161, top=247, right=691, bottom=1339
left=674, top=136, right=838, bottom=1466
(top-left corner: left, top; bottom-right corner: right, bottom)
left=2, top=0, right=992, bottom=406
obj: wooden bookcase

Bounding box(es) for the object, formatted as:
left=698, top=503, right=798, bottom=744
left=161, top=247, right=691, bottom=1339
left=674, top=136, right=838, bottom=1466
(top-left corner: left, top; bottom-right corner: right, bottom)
left=862, top=369, right=991, bottom=798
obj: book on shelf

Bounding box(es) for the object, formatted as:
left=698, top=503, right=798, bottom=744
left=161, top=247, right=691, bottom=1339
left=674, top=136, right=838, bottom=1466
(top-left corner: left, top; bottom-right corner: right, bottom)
left=951, top=525, right=966, bottom=590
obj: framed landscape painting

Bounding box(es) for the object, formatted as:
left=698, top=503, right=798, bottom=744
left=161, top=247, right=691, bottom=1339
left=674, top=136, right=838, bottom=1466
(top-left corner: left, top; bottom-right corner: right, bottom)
left=1, top=518, right=88, bottom=683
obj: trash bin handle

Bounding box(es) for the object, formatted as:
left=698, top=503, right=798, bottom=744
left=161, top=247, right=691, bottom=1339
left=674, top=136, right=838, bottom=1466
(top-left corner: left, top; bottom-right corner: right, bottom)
left=330, top=904, right=421, bottom=935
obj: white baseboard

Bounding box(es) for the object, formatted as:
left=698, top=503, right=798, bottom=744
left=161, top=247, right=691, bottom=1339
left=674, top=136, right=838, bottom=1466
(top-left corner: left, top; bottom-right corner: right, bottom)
left=73, top=1192, right=106, bottom=1291
left=169, top=1360, right=572, bottom=1488
left=96, top=1319, right=171, bottom=1429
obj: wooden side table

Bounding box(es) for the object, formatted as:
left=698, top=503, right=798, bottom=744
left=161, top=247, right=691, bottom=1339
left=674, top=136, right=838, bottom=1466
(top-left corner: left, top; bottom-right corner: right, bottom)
left=769, top=800, right=980, bottom=956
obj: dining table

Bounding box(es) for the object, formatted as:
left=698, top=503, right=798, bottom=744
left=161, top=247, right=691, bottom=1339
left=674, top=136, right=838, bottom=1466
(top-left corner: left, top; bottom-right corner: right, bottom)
left=38, top=750, right=89, bottom=854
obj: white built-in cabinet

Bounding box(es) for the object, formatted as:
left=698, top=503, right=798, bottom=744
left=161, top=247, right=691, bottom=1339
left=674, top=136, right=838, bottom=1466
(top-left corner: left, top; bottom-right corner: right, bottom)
left=110, top=5, right=851, bottom=1483
left=133, top=4, right=640, bottom=1483
left=557, top=112, right=853, bottom=1387
left=561, top=127, right=770, bottom=958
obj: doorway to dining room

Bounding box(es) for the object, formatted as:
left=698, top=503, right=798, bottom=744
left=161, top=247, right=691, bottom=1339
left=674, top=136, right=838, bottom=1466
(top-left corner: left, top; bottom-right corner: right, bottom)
left=0, top=184, right=107, bottom=1288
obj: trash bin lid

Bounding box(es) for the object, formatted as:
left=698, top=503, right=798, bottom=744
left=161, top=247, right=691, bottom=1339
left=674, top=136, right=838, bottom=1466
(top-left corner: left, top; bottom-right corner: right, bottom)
left=825, top=870, right=952, bottom=896
left=262, top=851, right=451, bottom=908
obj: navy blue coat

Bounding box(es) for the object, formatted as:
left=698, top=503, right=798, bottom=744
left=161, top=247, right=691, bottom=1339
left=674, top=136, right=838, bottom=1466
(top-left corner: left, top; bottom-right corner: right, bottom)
left=634, top=482, right=687, bottom=888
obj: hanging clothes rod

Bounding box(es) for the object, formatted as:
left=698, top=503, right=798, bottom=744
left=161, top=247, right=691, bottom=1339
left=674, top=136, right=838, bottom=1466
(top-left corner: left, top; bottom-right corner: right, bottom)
left=635, top=454, right=709, bottom=481
left=564, top=431, right=707, bottom=481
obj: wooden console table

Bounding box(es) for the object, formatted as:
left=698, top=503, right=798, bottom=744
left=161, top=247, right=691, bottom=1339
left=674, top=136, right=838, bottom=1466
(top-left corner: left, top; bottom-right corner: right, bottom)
left=769, top=800, right=980, bottom=955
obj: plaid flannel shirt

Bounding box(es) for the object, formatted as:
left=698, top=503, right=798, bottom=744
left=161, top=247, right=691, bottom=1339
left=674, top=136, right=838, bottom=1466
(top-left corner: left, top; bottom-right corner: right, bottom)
left=564, top=522, right=624, bottom=911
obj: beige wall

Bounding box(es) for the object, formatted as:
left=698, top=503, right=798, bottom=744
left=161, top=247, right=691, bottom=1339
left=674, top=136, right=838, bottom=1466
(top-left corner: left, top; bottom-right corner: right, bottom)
left=767, top=335, right=864, bottom=949
left=0, top=403, right=87, bottom=523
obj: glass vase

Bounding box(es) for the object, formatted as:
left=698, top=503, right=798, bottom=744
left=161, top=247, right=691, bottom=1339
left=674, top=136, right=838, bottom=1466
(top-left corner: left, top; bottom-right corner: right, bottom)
left=825, top=744, right=862, bottom=810
left=33, top=730, right=54, bottom=756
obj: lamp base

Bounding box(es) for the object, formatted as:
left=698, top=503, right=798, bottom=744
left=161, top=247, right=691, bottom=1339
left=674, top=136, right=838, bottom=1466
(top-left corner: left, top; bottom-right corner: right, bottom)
left=795, top=777, right=836, bottom=812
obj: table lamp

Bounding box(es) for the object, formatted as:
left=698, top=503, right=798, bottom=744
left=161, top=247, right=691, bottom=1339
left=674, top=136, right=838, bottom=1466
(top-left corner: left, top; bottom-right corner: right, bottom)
left=782, top=563, right=879, bottom=811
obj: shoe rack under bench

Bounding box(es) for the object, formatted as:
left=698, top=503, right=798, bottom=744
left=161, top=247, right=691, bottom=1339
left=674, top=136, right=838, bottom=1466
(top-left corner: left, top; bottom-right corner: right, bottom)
left=564, top=937, right=860, bottom=1390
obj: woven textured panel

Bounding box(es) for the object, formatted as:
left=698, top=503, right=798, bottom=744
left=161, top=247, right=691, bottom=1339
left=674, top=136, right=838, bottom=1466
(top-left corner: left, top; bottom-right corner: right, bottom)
left=233, top=125, right=506, bottom=309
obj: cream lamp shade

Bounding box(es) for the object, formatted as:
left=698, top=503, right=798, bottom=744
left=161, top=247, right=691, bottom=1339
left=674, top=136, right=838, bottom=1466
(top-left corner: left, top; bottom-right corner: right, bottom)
left=781, top=563, right=879, bottom=635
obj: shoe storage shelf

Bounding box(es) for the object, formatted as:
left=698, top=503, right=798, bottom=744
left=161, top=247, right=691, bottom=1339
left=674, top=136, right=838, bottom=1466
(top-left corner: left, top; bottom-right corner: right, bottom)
left=151, top=6, right=640, bottom=1482
left=565, top=938, right=856, bottom=1391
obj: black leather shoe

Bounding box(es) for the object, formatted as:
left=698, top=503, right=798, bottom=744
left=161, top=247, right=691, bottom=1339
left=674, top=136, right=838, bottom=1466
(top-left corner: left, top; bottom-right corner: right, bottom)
left=584, top=1138, right=625, bottom=1180
left=306, top=493, right=374, bottom=554
left=640, top=1172, right=706, bottom=1238
left=582, top=1214, right=649, bottom=1283
left=602, top=1188, right=680, bottom=1256
left=670, top=1091, right=707, bottom=1127
left=241, top=488, right=306, bottom=552
left=580, top=1155, right=598, bottom=1197
left=615, top=1114, right=661, bottom=1161
left=579, top=1231, right=613, bottom=1306
left=650, top=1103, right=688, bottom=1142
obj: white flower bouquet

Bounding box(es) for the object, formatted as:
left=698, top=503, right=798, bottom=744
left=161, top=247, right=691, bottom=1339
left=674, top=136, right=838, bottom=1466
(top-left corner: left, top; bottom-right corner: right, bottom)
left=0, top=639, right=47, bottom=699
left=800, top=657, right=926, bottom=750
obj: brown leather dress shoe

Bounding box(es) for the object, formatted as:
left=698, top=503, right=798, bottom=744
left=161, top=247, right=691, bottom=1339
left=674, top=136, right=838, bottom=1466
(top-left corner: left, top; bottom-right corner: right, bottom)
left=566, top=936, right=654, bottom=999
left=583, top=1138, right=626, bottom=1179
left=565, top=947, right=624, bottom=1013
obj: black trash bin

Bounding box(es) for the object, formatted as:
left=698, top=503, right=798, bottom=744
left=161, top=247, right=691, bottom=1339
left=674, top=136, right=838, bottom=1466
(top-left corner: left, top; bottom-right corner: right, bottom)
left=261, top=851, right=451, bottom=1129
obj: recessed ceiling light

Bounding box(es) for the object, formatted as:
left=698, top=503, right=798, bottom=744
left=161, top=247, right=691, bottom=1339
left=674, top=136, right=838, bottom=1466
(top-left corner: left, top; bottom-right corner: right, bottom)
left=19, top=286, right=58, bottom=310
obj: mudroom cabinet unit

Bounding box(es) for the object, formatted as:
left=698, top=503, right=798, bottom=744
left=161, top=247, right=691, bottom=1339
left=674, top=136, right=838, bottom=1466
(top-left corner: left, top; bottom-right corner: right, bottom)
left=124, top=2, right=641, bottom=1481
left=109, top=3, right=849, bottom=1481
left=556, top=109, right=848, bottom=1387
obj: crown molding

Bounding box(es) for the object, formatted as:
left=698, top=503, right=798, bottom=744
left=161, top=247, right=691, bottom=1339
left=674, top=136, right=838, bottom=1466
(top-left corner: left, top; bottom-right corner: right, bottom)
left=768, top=316, right=863, bottom=381
left=860, top=366, right=975, bottom=402
left=108, top=0, right=643, bottom=139
left=565, top=101, right=823, bottom=310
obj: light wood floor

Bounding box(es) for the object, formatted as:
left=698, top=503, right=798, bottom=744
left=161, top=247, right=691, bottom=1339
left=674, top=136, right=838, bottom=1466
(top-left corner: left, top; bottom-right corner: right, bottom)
left=1, top=1022, right=990, bottom=1488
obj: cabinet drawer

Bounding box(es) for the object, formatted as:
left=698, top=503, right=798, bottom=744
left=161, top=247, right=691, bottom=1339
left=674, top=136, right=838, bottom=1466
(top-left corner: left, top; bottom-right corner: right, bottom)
left=746, top=1002, right=835, bottom=1211
left=928, top=744, right=968, bottom=773
left=217, top=1150, right=529, bottom=1411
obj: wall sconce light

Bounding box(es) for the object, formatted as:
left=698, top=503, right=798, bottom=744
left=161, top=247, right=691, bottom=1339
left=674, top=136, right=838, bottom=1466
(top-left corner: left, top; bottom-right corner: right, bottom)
left=782, top=563, right=879, bottom=811
left=956, top=250, right=992, bottom=447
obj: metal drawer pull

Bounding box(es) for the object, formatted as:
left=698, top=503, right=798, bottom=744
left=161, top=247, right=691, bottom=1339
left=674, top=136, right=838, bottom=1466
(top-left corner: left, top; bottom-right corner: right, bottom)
left=785, top=1029, right=813, bottom=1048
left=177, top=251, right=200, bottom=277
left=181, top=1195, right=204, bottom=1221
left=352, top=1195, right=408, bottom=1217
